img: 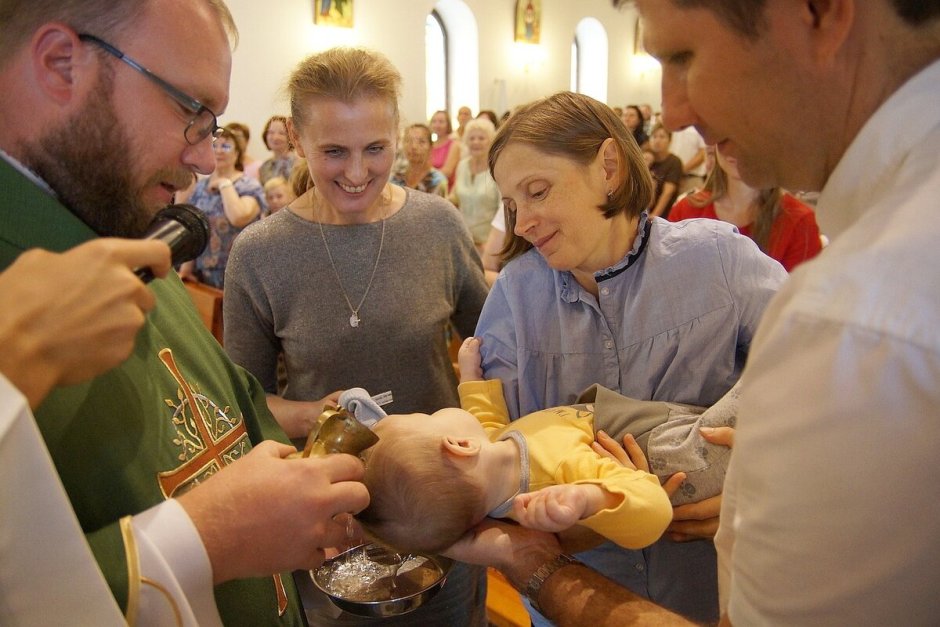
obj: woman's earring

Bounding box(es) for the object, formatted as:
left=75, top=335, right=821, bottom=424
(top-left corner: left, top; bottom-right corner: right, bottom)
left=607, top=189, right=613, bottom=200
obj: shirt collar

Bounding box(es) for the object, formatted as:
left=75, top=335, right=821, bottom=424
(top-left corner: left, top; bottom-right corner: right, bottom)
left=558, top=212, right=652, bottom=302
left=0, top=149, right=57, bottom=198
left=816, top=58, right=940, bottom=239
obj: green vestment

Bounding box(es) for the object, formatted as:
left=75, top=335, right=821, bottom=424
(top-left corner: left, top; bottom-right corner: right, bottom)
left=0, top=157, right=305, bottom=626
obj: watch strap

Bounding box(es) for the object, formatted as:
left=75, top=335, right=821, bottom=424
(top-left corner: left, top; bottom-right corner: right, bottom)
left=525, top=553, right=581, bottom=614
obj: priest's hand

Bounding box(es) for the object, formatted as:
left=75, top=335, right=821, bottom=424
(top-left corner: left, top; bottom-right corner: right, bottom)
left=0, top=238, right=171, bottom=409
left=177, top=441, right=369, bottom=584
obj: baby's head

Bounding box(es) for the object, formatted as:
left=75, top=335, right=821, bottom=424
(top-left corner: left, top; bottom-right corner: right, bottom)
left=358, top=408, right=490, bottom=554
left=263, top=176, right=294, bottom=214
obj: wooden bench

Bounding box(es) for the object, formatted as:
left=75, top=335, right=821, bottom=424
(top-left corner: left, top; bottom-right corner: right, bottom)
left=183, top=279, right=224, bottom=344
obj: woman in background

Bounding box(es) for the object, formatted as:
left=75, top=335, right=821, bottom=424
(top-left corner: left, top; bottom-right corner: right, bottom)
left=450, top=117, right=500, bottom=251
left=670, top=144, right=823, bottom=271
left=180, top=127, right=265, bottom=288
left=258, top=114, right=297, bottom=184
left=224, top=121, right=262, bottom=181
left=647, top=124, right=683, bottom=219
left=391, top=123, right=448, bottom=197
left=429, top=109, right=461, bottom=189
left=621, top=104, right=649, bottom=150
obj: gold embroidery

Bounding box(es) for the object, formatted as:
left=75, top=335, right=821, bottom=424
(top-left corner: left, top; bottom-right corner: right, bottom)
left=156, top=349, right=250, bottom=498
left=154, top=349, right=289, bottom=616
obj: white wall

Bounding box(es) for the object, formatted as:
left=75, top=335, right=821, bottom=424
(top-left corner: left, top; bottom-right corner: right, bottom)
left=223, top=0, right=662, bottom=158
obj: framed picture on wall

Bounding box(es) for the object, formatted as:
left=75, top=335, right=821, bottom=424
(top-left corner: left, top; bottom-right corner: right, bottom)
left=514, top=0, right=541, bottom=44
left=314, top=0, right=353, bottom=28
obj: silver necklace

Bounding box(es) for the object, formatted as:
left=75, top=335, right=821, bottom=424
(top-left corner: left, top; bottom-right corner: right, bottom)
left=317, top=207, right=386, bottom=328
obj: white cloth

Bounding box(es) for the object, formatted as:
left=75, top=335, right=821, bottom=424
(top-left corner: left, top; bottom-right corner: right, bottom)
left=0, top=373, right=221, bottom=626
left=668, top=126, right=707, bottom=177
left=491, top=205, right=505, bottom=232
left=717, top=59, right=940, bottom=626
left=0, top=374, right=122, bottom=625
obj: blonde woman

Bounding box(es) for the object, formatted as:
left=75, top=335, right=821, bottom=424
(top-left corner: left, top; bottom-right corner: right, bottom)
left=449, top=117, right=501, bottom=250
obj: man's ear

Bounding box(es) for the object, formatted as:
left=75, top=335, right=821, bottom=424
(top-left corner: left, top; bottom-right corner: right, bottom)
left=442, top=435, right=482, bottom=458
left=31, top=24, right=89, bottom=105
left=803, top=0, right=855, bottom=63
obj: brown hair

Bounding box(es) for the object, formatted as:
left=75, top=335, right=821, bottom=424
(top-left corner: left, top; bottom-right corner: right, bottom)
left=430, top=110, right=453, bottom=135
left=615, top=0, right=939, bottom=37
left=261, top=114, right=293, bottom=151
left=687, top=162, right=781, bottom=253
left=489, top=91, right=654, bottom=263
left=0, top=0, right=237, bottom=65
left=224, top=121, right=250, bottom=148
left=214, top=126, right=244, bottom=171
left=359, top=431, right=487, bottom=554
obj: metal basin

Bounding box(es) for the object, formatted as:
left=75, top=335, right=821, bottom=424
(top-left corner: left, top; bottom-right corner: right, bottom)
left=310, top=543, right=453, bottom=618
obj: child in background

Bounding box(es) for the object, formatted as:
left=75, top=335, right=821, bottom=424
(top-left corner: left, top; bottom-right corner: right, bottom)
left=358, top=338, right=736, bottom=555
left=262, top=176, right=295, bottom=215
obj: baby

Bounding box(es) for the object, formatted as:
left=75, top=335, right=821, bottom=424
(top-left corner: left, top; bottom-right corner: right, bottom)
left=358, top=338, right=735, bottom=555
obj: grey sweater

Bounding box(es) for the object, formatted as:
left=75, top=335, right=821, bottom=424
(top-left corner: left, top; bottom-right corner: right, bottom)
left=224, top=188, right=488, bottom=415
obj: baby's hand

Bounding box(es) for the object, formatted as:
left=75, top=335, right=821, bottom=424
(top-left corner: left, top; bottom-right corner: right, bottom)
left=511, top=485, right=591, bottom=532
left=457, top=336, right=484, bottom=383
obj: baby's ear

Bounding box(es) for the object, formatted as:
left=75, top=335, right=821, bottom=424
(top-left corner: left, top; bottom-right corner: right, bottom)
left=442, top=435, right=481, bottom=458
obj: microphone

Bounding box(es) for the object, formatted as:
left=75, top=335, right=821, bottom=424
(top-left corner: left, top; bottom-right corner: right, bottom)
left=134, top=204, right=209, bottom=283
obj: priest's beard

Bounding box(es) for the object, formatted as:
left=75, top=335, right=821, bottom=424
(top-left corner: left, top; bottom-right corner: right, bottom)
left=21, top=70, right=185, bottom=238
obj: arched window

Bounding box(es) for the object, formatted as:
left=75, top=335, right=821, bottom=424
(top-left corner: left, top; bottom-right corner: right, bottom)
left=572, top=18, right=608, bottom=103
left=428, top=0, right=480, bottom=127
left=425, top=11, right=448, bottom=120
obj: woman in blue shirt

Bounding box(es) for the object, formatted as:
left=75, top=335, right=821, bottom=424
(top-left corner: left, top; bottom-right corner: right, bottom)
left=477, top=91, right=787, bottom=624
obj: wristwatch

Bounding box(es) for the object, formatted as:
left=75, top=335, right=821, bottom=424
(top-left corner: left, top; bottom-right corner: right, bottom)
left=525, top=553, right=581, bottom=614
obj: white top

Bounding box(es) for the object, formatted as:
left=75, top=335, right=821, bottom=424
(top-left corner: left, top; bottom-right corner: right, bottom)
left=0, top=372, right=221, bottom=626
left=0, top=374, right=124, bottom=625
left=716, top=58, right=940, bottom=626
left=668, top=126, right=707, bottom=176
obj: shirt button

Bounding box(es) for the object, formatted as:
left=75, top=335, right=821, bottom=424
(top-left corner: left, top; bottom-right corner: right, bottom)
left=604, top=340, right=614, bottom=349
left=635, top=563, right=645, bottom=572
left=600, top=287, right=610, bottom=296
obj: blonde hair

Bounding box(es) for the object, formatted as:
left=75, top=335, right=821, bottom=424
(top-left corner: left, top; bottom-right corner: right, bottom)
left=263, top=175, right=288, bottom=193
left=286, top=47, right=402, bottom=196
left=463, top=117, right=496, bottom=141
left=359, top=431, right=486, bottom=554
left=288, top=47, right=401, bottom=129
left=489, top=91, right=654, bottom=264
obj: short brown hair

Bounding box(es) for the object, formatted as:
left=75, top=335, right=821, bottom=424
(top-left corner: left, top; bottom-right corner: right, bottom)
left=261, top=114, right=293, bottom=151
left=0, top=0, right=237, bottom=65
left=615, top=0, right=939, bottom=38
left=359, top=431, right=487, bottom=554
left=215, top=126, right=244, bottom=171
left=489, top=91, right=654, bottom=263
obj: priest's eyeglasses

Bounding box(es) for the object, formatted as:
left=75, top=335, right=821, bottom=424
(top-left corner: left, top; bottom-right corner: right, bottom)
left=78, top=34, right=222, bottom=146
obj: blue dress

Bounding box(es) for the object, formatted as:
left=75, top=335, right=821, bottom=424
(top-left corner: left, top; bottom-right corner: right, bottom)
left=189, top=175, right=266, bottom=288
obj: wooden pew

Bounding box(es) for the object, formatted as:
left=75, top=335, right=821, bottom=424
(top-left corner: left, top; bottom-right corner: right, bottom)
left=182, top=279, right=224, bottom=344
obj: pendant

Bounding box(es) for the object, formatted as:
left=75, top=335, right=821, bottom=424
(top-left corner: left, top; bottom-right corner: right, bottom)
left=349, top=313, right=360, bottom=328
